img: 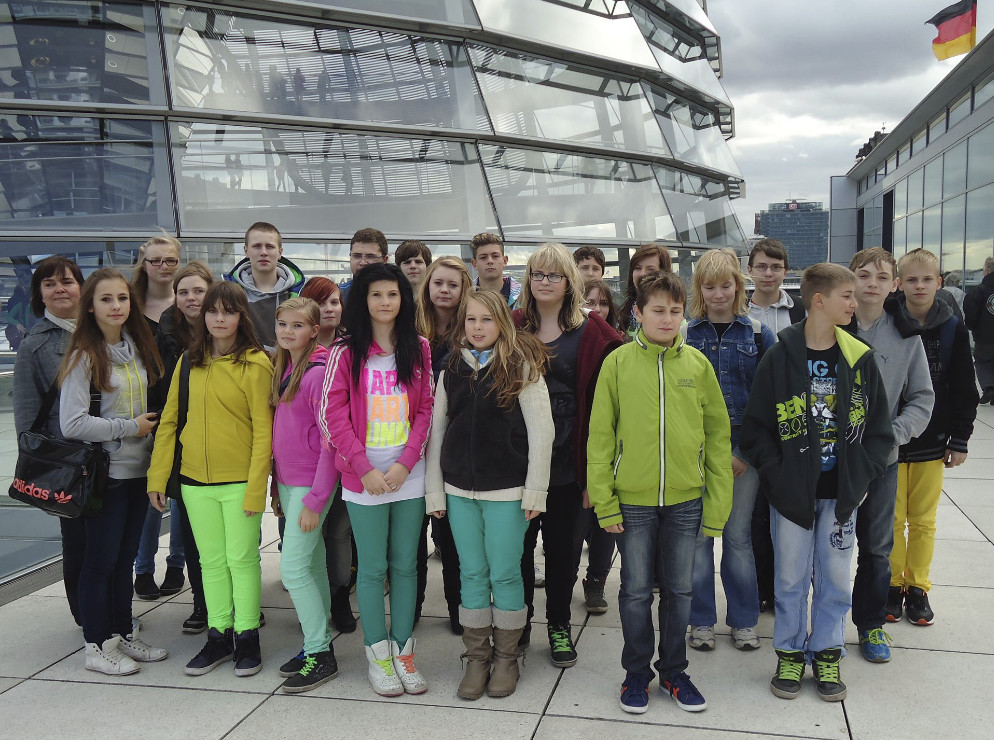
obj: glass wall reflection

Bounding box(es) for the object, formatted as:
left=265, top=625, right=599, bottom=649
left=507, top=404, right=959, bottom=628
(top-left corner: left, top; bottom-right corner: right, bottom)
left=171, top=122, right=497, bottom=238
left=163, top=4, right=488, bottom=131
left=655, top=167, right=744, bottom=246
left=647, top=86, right=739, bottom=176
left=306, top=0, right=481, bottom=26
left=480, top=143, right=676, bottom=242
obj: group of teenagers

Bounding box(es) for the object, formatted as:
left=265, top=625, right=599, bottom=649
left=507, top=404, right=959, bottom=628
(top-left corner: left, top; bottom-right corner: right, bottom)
left=11, top=224, right=977, bottom=715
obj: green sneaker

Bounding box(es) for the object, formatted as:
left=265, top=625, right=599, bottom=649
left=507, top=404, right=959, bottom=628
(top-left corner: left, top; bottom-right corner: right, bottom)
left=770, top=649, right=805, bottom=699
left=812, top=648, right=847, bottom=702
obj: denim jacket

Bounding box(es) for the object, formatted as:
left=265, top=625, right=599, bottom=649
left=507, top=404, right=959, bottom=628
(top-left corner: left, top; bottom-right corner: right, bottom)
left=685, top=315, right=775, bottom=459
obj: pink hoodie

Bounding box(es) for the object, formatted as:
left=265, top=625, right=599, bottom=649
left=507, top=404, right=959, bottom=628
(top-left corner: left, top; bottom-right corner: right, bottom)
left=272, top=345, right=340, bottom=513
left=318, top=336, right=434, bottom=493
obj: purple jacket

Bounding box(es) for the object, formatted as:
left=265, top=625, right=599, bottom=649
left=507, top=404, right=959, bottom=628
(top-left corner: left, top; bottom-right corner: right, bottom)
left=273, top=345, right=340, bottom=513
left=318, top=336, right=434, bottom=492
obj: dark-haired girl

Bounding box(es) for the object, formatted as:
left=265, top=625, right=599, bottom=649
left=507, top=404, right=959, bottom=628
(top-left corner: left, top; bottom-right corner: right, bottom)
left=319, top=263, right=434, bottom=697
left=147, top=281, right=274, bottom=678
left=59, top=268, right=166, bottom=675
left=619, top=244, right=672, bottom=339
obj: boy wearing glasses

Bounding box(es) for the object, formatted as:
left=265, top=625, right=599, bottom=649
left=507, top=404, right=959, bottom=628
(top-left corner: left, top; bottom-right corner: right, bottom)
left=341, top=227, right=390, bottom=303
left=224, top=221, right=305, bottom=350
left=472, top=232, right=521, bottom=307
left=747, top=239, right=805, bottom=336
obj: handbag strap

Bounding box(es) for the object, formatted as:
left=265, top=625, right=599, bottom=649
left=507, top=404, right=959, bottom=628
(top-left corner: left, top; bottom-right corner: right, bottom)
left=30, top=378, right=102, bottom=433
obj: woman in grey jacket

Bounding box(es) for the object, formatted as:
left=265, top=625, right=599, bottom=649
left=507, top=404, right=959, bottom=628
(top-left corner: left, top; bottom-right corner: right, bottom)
left=12, top=256, right=84, bottom=624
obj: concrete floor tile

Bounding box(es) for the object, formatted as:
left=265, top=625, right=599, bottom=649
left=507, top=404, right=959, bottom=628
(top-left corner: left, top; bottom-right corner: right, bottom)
left=844, top=648, right=994, bottom=739
left=956, top=504, right=994, bottom=541
left=933, top=502, right=989, bottom=541
left=227, top=695, right=540, bottom=740
left=943, top=478, right=993, bottom=508
left=0, top=677, right=23, bottom=694
left=927, top=539, right=994, bottom=588
left=534, top=716, right=815, bottom=739
left=0, top=595, right=85, bottom=677
left=548, top=626, right=848, bottom=739
left=944, top=457, right=994, bottom=479
left=0, top=680, right=264, bottom=739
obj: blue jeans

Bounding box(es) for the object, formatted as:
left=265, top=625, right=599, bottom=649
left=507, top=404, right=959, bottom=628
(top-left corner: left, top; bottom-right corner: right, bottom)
left=690, top=465, right=760, bottom=629
left=616, top=499, right=701, bottom=681
left=79, top=477, right=149, bottom=645
left=134, top=497, right=185, bottom=575
left=852, top=462, right=898, bottom=631
left=771, top=501, right=856, bottom=659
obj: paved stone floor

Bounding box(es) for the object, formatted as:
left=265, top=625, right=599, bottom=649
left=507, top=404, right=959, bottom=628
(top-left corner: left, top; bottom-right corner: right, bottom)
left=2, top=409, right=994, bottom=739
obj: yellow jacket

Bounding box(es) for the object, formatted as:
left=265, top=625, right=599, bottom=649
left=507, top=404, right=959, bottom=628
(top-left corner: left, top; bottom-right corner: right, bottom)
left=148, top=350, right=274, bottom=512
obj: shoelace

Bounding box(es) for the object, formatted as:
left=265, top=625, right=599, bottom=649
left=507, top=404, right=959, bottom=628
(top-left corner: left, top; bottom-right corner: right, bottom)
left=299, top=655, right=317, bottom=676
left=864, top=628, right=893, bottom=646
left=549, top=629, right=572, bottom=651
left=396, top=653, right=418, bottom=674
left=777, top=656, right=805, bottom=681
left=814, top=658, right=841, bottom=683
left=374, top=657, right=397, bottom=676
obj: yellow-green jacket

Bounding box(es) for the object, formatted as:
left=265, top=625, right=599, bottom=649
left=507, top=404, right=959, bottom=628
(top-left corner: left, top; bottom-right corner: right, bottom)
left=586, top=329, right=733, bottom=535
left=147, top=350, right=274, bottom=512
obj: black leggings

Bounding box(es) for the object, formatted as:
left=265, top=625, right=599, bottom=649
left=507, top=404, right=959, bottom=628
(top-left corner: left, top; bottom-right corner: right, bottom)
left=521, top=482, right=584, bottom=626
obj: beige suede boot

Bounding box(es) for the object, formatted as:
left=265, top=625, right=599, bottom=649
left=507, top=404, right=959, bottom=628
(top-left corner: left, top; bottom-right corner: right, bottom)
left=457, top=607, right=493, bottom=700
left=488, top=607, right=527, bottom=698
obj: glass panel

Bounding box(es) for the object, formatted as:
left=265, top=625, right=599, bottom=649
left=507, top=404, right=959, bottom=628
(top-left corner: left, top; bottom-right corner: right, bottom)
left=656, top=167, right=745, bottom=247
left=948, top=90, right=971, bottom=128
left=911, top=129, right=926, bottom=156
left=875, top=163, right=885, bottom=182
left=906, top=209, right=923, bottom=252
left=897, top=143, right=909, bottom=168
left=941, top=195, right=965, bottom=275
left=472, top=0, right=658, bottom=71
left=886, top=154, right=896, bottom=175
left=893, top=178, right=907, bottom=218
left=943, top=140, right=967, bottom=198
left=922, top=204, right=941, bottom=253
left=928, top=110, right=947, bottom=143
left=893, top=216, right=907, bottom=259
left=0, top=0, right=163, bottom=105
left=968, top=122, right=994, bottom=189
left=468, top=46, right=668, bottom=155
left=645, top=86, right=739, bottom=175
left=0, top=113, right=170, bottom=231
left=976, top=69, right=994, bottom=110
left=908, top=167, right=924, bottom=212
left=479, top=144, right=674, bottom=241
left=305, top=0, right=479, bottom=26
left=162, top=5, right=487, bottom=132
left=965, top=183, right=994, bottom=283
left=923, top=157, right=942, bottom=207
left=171, top=122, right=497, bottom=238
left=629, top=4, right=730, bottom=104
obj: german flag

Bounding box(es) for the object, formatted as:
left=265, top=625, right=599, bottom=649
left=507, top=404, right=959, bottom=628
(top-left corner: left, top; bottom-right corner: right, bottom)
left=926, top=1, right=977, bottom=60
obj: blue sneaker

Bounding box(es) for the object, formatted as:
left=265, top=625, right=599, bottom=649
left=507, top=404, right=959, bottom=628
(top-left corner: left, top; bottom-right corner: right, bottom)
left=661, top=671, right=707, bottom=712
left=619, top=672, right=650, bottom=714
left=858, top=628, right=892, bottom=663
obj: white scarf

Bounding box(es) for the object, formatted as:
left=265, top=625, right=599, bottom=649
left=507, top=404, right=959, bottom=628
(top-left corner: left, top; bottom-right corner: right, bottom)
left=45, top=309, right=77, bottom=333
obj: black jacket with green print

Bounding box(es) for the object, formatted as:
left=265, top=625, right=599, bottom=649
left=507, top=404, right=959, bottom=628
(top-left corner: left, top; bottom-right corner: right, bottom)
left=741, top=321, right=894, bottom=530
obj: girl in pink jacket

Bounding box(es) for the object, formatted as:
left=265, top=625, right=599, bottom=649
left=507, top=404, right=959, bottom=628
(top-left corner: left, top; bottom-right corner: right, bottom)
left=319, top=263, right=434, bottom=697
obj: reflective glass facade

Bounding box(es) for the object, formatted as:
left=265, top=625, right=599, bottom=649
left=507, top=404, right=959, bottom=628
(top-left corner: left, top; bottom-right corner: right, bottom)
left=0, top=0, right=744, bottom=284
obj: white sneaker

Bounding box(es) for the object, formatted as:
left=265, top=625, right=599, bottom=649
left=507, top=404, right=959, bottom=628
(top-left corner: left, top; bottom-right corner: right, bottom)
left=118, top=625, right=169, bottom=662
left=85, top=636, right=140, bottom=675
left=731, top=626, right=760, bottom=650
left=688, top=625, right=716, bottom=651
left=534, top=565, right=546, bottom=588
left=366, top=639, right=403, bottom=696
left=391, top=637, right=428, bottom=694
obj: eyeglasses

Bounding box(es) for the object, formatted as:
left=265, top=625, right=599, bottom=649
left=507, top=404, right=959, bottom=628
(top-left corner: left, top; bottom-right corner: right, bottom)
left=530, top=271, right=564, bottom=283
left=147, top=258, right=179, bottom=268
left=751, top=263, right=784, bottom=274
left=351, top=252, right=381, bottom=263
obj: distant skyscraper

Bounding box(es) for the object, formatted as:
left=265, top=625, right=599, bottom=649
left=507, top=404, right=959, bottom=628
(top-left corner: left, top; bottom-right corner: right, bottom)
left=757, top=200, right=829, bottom=269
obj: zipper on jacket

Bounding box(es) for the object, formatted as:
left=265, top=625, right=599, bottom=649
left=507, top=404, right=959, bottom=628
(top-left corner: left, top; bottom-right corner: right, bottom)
left=613, top=440, right=624, bottom=479
left=697, top=444, right=704, bottom=481
left=658, top=353, right=665, bottom=506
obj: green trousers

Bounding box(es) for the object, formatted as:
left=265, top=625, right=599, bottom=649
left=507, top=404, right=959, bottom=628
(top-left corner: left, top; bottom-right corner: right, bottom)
left=279, top=483, right=332, bottom=654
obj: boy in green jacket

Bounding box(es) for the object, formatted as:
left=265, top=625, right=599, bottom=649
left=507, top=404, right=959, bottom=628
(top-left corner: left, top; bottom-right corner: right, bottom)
left=587, top=272, right=732, bottom=716
left=741, top=263, right=894, bottom=703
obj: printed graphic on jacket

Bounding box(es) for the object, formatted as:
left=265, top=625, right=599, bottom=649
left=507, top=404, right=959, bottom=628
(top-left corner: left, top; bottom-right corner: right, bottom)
left=808, top=347, right=838, bottom=474
left=365, top=361, right=411, bottom=448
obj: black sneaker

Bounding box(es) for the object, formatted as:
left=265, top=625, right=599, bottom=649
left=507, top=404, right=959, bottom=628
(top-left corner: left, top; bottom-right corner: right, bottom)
left=884, top=586, right=905, bottom=623
left=583, top=578, right=608, bottom=615
left=134, top=573, right=160, bottom=601
left=279, top=649, right=306, bottom=678
left=811, top=649, right=847, bottom=702
left=185, top=628, right=233, bottom=676
left=770, top=649, right=805, bottom=699
left=159, top=566, right=185, bottom=596
left=281, top=650, right=339, bottom=694
left=182, top=606, right=208, bottom=634
left=234, top=628, right=262, bottom=677
left=905, top=587, right=935, bottom=625
left=548, top=623, right=577, bottom=668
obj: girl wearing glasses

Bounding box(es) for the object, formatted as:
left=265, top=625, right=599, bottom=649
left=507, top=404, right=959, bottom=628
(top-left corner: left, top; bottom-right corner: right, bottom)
left=132, top=236, right=182, bottom=330
left=514, top=243, right=622, bottom=668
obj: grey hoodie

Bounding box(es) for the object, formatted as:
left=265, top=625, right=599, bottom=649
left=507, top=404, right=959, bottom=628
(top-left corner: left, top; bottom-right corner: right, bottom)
left=854, top=310, right=935, bottom=465
left=60, top=332, right=153, bottom=479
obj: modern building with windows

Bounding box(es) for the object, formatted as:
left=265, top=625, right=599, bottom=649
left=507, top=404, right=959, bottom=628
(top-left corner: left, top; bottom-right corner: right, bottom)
left=757, top=199, right=828, bottom=270
left=829, top=29, right=994, bottom=283
left=0, top=0, right=746, bottom=290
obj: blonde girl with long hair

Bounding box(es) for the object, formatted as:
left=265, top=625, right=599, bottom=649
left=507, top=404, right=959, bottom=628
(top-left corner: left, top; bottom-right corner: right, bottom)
left=426, top=289, right=552, bottom=699
left=514, top=243, right=622, bottom=667
left=132, top=235, right=182, bottom=327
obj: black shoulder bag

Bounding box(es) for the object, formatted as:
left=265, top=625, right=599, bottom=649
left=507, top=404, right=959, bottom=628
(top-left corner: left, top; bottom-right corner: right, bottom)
left=8, top=382, right=109, bottom=518
left=165, top=352, right=192, bottom=499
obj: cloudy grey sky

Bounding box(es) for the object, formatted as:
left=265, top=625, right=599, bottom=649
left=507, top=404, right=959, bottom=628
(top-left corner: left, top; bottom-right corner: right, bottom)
left=709, top=0, right=993, bottom=231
